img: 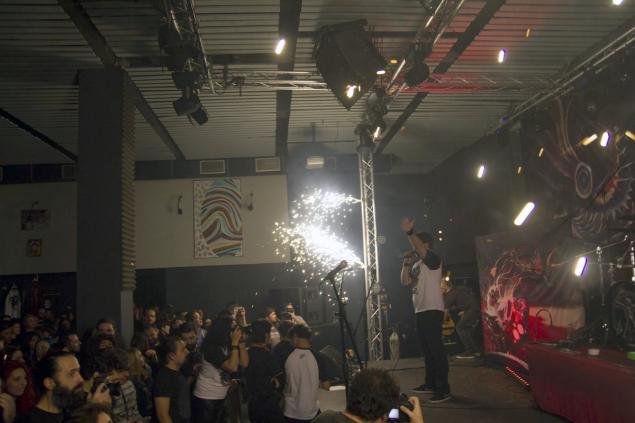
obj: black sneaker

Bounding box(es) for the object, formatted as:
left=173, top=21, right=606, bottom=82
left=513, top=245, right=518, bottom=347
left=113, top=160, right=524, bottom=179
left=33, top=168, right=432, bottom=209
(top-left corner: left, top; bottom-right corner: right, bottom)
left=428, top=392, right=452, bottom=403
left=411, top=384, right=435, bottom=394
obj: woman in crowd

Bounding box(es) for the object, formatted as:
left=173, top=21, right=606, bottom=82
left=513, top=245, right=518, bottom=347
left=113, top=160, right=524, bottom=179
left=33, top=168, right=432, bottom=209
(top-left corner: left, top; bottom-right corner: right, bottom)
left=1, top=360, right=37, bottom=419
left=127, top=348, right=153, bottom=418
left=33, top=339, right=50, bottom=363
left=192, top=317, right=247, bottom=423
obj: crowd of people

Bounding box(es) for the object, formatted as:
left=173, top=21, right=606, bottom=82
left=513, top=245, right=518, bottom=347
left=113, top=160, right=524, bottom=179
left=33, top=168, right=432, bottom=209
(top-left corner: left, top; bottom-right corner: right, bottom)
left=0, top=300, right=424, bottom=423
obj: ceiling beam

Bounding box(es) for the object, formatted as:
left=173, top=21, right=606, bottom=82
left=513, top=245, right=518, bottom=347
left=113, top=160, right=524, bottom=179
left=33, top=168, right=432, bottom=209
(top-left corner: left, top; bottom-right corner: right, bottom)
left=375, top=0, right=506, bottom=154
left=275, top=0, right=302, bottom=157
left=57, top=0, right=186, bottom=161
left=0, top=108, right=78, bottom=162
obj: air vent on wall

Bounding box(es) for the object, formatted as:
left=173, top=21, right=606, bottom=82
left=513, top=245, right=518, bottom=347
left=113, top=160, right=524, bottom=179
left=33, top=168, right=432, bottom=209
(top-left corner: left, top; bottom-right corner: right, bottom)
left=61, top=164, right=76, bottom=180
left=199, top=160, right=226, bottom=175
left=255, top=157, right=281, bottom=173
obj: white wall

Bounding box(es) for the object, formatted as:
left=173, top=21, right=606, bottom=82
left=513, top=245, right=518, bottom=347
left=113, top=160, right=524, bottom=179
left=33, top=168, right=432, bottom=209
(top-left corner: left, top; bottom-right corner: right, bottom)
left=0, top=175, right=289, bottom=274
left=0, top=182, right=77, bottom=275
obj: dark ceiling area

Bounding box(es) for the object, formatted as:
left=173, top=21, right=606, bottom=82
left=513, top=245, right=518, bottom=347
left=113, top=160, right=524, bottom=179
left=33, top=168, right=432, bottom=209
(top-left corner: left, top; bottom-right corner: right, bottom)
left=1, top=0, right=634, bottom=173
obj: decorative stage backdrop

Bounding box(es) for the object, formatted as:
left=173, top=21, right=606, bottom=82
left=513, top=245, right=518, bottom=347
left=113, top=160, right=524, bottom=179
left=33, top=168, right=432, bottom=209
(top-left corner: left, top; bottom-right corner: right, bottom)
left=476, top=227, right=586, bottom=369
left=194, top=179, right=243, bottom=258
left=475, top=67, right=635, bottom=368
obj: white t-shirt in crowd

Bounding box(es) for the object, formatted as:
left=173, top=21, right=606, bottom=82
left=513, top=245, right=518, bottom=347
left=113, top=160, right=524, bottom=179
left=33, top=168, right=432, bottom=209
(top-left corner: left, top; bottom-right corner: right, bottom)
left=284, top=348, right=320, bottom=420
left=411, top=252, right=444, bottom=313
left=194, top=347, right=230, bottom=400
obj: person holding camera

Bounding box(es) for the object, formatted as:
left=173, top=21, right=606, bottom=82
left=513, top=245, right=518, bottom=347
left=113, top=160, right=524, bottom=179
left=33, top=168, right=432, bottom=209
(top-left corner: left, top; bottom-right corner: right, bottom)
left=18, top=351, right=111, bottom=423
left=313, top=368, right=424, bottom=423
left=192, top=318, right=248, bottom=423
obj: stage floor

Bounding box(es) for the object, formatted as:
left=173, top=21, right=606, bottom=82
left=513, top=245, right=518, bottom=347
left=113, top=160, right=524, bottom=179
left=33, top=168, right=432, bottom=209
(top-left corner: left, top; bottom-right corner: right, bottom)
left=317, top=357, right=566, bottom=423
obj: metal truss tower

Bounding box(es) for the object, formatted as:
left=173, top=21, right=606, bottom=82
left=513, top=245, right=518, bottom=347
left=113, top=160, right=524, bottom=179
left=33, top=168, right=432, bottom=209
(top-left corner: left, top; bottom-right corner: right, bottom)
left=358, top=136, right=384, bottom=361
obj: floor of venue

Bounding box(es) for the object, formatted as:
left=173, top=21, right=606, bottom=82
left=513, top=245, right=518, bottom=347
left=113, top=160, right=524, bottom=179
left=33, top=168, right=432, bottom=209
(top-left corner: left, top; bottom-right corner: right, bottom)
left=315, top=357, right=566, bottom=423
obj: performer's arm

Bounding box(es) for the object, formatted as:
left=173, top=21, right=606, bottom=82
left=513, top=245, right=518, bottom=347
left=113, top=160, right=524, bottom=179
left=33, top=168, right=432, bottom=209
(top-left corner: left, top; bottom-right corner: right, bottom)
left=401, top=263, right=413, bottom=286
left=400, top=217, right=429, bottom=259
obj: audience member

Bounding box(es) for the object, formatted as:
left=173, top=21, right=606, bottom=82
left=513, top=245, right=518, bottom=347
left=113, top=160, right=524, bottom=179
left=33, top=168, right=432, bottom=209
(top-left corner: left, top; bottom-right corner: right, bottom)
left=283, top=325, right=322, bottom=423
left=245, top=320, right=284, bottom=423
left=153, top=337, right=190, bottom=423
left=20, top=351, right=111, bottom=423
left=34, top=339, right=51, bottom=363
left=192, top=318, right=246, bottom=423
left=67, top=403, right=113, bottom=423
left=98, top=349, right=143, bottom=423
left=442, top=279, right=481, bottom=359
left=264, top=308, right=281, bottom=348
left=60, top=333, right=82, bottom=355
left=284, top=304, right=307, bottom=326
left=272, top=320, right=295, bottom=369
left=313, top=369, right=425, bottom=423
left=127, top=349, right=152, bottom=418
left=143, top=308, right=157, bottom=328
left=1, top=361, right=37, bottom=420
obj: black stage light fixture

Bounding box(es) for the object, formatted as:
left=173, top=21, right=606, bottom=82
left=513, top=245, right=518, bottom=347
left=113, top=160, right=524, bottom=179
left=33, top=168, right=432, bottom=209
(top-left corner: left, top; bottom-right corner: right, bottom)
left=172, top=71, right=204, bottom=91
left=173, top=94, right=202, bottom=116
left=405, top=49, right=430, bottom=86
left=190, top=105, right=208, bottom=125
left=314, top=20, right=386, bottom=109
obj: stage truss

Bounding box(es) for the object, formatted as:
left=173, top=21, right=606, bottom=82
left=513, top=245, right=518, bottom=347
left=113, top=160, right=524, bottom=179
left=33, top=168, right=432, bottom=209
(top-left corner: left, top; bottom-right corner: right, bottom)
left=358, top=140, right=384, bottom=361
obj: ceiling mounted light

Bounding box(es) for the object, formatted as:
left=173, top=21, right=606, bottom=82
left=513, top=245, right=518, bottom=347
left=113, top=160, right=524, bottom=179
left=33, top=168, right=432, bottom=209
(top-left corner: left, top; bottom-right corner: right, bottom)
left=190, top=106, right=208, bottom=126
left=514, top=202, right=535, bottom=226
left=574, top=256, right=588, bottom=277
left=389, top=58, right=399, bottom=65
left=581, top=133, right=598, bottom=146
left=376, top=69, right=386, bottom=75
left=612, top=0, right=624, bottom=5
left=538, top=147, right=545, bottom=157
left=600, top=130, right=611, bottom=147
left=625, top=130, right=635, bottom=141
left=525, top=28, right=532, bottom=38
left=405, top=49, right=430, bottom=86
left=173, top=94, right=202, bottom=116
left=517, top=166, right=523, bottom=175
left=275, top=38, right=286, bottom=55
left=498, top=49, right=507, bottom=63
left=346, top=85, right=357, bottom=98
left=373, top=126, right=382, bottom=139
left=306, top=156, right=325, bottom=170
left=477, top=164, right=486, bottom=179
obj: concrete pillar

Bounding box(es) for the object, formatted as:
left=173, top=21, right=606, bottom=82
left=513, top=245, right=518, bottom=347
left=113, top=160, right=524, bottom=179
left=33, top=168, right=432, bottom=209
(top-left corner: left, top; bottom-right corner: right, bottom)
left=77, top=68, right=136, bottom=344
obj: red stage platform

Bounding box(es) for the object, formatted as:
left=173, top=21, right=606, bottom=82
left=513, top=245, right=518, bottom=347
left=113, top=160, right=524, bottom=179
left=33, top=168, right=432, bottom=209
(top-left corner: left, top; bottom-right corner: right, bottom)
left=527, top=343, right=635, bottom=423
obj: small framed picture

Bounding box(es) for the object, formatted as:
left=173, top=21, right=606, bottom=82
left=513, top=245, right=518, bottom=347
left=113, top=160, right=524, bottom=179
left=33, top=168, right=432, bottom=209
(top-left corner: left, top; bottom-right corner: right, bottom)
left=26, top=239, right=42, bottom=257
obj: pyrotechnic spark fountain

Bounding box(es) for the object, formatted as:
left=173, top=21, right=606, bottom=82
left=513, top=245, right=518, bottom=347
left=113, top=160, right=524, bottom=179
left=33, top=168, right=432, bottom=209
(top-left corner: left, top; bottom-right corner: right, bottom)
left=273, top=190, right=364, bottom=294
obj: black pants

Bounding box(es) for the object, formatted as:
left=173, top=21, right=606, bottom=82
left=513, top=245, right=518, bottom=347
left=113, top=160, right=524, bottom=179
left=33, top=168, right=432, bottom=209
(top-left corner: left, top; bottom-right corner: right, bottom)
left=455, top=307, right=480, bottom=353
left=248, top=400, right=285, bottom=423
left=192, top=397, right=227, bottom=423
left=416, top=310, right=450, bottom=394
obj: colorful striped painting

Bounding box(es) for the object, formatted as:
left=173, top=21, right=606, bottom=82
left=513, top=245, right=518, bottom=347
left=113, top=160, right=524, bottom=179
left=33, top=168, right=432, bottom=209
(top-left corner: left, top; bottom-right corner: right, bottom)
left=194, top=179, right=243, bottom=258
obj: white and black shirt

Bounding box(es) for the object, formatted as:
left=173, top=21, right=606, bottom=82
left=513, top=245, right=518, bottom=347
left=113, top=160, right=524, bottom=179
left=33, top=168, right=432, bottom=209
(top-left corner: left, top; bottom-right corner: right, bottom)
left=410, top=251, right=444, bottom=313
left=284, top=347, right=320, bottom=420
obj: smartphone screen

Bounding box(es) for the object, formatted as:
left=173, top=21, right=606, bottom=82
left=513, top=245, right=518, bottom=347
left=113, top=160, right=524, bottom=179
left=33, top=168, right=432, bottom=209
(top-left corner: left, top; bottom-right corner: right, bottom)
left=388, top=408, right=399, bottom=420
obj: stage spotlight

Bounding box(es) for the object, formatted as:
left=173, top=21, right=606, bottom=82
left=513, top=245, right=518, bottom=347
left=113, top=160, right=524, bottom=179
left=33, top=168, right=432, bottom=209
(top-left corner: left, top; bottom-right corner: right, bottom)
left=172, top=71, right=203, bottom=91
left=477, top=164, right=486, bottom=179
left=498, top=49, right=507, bottom=63
left=574, top=256, right=588, bottom=277
left=346, top=85, right=357, bottom=98
left=581, top=133, right=598, bottom=146
left=389, top=58, right=399, bottom=65
left=376, top=69, right=386, bottom=75
left=600, top=130, right=611, bottom=147
left=190, top=105, right=208, bottom=125
left=626, top=130, right=635, bottom=141
left=514, top=202, right=535, bottom=226
left=373, top=126, right=382, bottom=139
left=612, top=0, right=624, bottom=6
left=173, top=94, right=202, bottom=116
left=538, top=147, right=544, bottom=157
left=275, top=38, right=286, bottom=55
left=517, top=166, right=523, bottom=175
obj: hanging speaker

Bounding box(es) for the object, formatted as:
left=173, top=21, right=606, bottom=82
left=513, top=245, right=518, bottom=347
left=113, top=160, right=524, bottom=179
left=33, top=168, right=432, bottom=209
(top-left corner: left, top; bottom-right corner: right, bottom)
left=314, top=20, right=386, bottom=109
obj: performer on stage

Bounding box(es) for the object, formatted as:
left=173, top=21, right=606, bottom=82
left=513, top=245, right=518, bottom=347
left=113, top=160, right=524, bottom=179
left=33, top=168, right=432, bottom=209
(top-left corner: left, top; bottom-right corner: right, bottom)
left=400, top=217, right=451, bottom=403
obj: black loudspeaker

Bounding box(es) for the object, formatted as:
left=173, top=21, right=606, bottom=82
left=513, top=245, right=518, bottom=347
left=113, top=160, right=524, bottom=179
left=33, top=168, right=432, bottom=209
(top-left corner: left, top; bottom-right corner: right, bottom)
left=314, top=20, right=386, bottom=109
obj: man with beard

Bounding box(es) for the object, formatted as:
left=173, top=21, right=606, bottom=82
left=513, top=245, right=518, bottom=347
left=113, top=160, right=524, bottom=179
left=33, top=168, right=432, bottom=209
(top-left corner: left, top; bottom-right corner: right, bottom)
left=19, top=352, right=111, bottom=423
left=176, top=323, right=201, bottom=383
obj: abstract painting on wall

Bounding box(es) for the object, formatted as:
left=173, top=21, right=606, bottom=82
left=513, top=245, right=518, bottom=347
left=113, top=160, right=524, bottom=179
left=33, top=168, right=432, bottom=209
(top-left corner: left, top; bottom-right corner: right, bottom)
left=194, top=179, right=243, bottom=258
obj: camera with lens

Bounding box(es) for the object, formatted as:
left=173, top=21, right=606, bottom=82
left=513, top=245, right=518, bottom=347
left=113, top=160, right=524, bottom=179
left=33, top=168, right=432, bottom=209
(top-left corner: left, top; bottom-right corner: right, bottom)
left=387, top=393, right=414, bottom=422
left=91, top=373, right=121, bottom=397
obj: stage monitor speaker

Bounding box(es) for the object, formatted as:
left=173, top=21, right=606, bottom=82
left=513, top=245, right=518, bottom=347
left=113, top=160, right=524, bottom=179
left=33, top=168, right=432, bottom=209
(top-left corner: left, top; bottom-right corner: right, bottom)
left=314, top=20, right=386, bottom=109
